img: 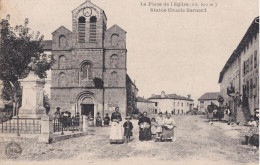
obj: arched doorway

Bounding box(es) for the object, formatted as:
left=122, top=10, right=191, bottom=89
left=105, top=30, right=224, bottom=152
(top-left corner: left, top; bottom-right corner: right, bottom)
left=81, top=97, right=94, bottom=116
left=76, top=91, right=96, bottom=118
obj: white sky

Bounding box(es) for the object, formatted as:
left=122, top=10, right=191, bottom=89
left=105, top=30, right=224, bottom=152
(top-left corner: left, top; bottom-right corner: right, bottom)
left=1, top=0, right=259, bottom=105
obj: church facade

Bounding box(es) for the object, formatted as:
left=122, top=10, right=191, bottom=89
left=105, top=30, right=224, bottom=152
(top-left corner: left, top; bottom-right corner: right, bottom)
left=43, top=1, right=137, bottom=118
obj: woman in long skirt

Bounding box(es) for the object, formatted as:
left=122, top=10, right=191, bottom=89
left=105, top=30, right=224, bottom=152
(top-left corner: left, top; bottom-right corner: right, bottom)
left=138, top=112, right=152, bottom=141
left=162, top=113, right=176, bottom=141
left=109, top=107, right=124, bottom=143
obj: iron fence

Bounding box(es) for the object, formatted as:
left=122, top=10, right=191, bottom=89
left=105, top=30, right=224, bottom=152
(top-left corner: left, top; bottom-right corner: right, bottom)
left=53, top=116, right=83, bottom=134
left=0, top=116, right=41, bottom=135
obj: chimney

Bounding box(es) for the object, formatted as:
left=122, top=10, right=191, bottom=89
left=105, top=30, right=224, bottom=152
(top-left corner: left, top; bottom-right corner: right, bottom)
left=187, top=94, right=191, bottom=99
left=161, top=91, right=166, bottom=98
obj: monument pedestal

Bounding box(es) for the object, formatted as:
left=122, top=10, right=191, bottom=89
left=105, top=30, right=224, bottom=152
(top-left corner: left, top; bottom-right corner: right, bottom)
left=17, top=71, right=47, bottom=119
left=11, top=68, right=53, bottom=143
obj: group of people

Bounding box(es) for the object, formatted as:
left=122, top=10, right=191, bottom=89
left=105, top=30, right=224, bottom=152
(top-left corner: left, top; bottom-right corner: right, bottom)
left=138, top=112, right=176, bottom=141
left=87, top=112, right=111, bottom=127
left=108, top=107, right=176, bottom=144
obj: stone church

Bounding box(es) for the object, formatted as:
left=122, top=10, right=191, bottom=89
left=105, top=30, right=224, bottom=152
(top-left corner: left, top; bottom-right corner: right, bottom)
left=43, top=0, right=137, bottom=118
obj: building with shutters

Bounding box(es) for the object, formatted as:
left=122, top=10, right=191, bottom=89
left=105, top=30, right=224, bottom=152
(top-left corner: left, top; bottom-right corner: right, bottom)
left=42, top=0, right=137, bottom=118
left=148, top=91, right=194, bottom=115
left=218, top=17, right=259, bottom=124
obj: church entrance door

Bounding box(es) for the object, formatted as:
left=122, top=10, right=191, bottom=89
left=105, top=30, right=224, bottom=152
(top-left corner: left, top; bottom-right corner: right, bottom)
left=81, top=104, right=94, bottom=117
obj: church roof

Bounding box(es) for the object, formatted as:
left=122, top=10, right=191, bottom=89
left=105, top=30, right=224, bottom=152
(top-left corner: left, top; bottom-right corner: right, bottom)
left=107, top=24, right=127, bottom=33
left=198, top=92, right=220, bottom=101
left=52, top=26, right=72, bottom=35
left=72, top=0, right=103, bottom=12
left=149, top=93, right=193, bottom=101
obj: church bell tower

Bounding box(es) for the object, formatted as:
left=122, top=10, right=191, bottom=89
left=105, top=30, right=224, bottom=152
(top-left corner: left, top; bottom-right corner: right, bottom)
left=71, top=0, right=107, bottom=48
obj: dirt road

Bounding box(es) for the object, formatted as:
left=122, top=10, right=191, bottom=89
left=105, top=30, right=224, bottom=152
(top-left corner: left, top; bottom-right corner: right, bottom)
left=1, top=115, right=258, bottom=165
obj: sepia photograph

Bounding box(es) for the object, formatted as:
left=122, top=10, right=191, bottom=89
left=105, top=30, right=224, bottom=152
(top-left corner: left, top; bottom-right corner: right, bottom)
left=0, top=0, right=259, bottom=164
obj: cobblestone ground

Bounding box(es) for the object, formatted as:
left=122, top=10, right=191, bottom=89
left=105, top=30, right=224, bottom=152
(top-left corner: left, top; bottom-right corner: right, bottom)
left=0, top=115, right=259, bottom=165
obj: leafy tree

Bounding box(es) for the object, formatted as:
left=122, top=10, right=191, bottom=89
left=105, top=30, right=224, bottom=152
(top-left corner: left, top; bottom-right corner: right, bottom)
left=0, top=15, right=55, bottom=116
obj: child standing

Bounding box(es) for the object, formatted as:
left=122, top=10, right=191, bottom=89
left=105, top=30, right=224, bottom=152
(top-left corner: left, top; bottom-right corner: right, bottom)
left=123, top=116, right=133, bottom=143
left=151, top=118, right=157, bottom=139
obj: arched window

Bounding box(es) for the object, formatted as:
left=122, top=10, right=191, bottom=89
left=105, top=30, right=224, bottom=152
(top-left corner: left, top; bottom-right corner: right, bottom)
left=59, top=72, right=67, bottom=87
left=89, top=16, right=97, bottom=43
left=110, top=54, right=118, bottom=68
left=111, top=34, right=119, bottom=47
left=59, top=55, right=66, bottom=69
left=59, top=35, right=67, bottom=47
left=78, top=17, right=86, bottom=43
left=81, top=62, right=93, bottom=80
left=110, top=71, right=118, bottom=86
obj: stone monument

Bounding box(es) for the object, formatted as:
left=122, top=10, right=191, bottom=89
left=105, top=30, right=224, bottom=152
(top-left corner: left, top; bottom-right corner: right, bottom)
left=18, top=57, right=47, bottom=118
left=15, top=57, right=53, bottom=143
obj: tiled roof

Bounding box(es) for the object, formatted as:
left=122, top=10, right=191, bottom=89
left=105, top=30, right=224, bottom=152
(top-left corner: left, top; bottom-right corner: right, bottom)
left=198, top=92, right=220, bottom=101
left=136, top=97, right=155, bottom=103
left=42, top=40, right=52, bottom=50
left=149, top=94, right=193, bottom=101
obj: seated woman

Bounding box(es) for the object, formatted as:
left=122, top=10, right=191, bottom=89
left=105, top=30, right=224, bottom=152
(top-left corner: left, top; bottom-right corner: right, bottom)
left=88, top=113, right=94, bottom=127
left=244, top=115, right=258, bottom=145
left=95, top=112, right=102, bottom=127
left=162, top=113, right=176, bottom=141
left=109, top=107, right=124, bottom=143
left=103, top=113, right=110, bottom=126
left=138, top=111, right=152, bottom=141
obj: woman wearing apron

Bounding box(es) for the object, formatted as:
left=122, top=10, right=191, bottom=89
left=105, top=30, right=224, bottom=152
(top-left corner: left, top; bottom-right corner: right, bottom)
left=109, top=107, right=124, bottom=144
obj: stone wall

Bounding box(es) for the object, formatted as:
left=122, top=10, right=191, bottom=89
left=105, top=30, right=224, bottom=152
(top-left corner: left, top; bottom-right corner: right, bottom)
left=137, top=102, right=156, bottom=114
left=104, top=88, right=127, bottom=117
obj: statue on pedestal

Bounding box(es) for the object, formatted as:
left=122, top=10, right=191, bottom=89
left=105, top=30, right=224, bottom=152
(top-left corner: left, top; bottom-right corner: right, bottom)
left=27, top=57, right=38, bottom=72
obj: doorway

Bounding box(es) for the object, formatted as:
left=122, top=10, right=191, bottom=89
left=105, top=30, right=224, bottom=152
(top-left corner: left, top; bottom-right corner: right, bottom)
left=81, top=104, right=94, bottom=116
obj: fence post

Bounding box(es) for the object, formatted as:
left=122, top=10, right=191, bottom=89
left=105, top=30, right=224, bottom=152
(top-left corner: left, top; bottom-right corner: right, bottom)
left=17, top=115, right=20, bottom=136
left=61, top=117, right=64, bottom=135
left=83, top=115, right=88, bottom=134
left=38, top=115, right=53, bottom=143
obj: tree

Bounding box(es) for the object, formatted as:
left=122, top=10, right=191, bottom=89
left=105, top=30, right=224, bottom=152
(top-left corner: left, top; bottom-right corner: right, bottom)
left=0, top=15, right=55, bottom=116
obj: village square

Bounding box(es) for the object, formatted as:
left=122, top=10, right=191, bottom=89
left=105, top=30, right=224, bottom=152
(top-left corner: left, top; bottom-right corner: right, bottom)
left=0, top=0, right=259, bottom=164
